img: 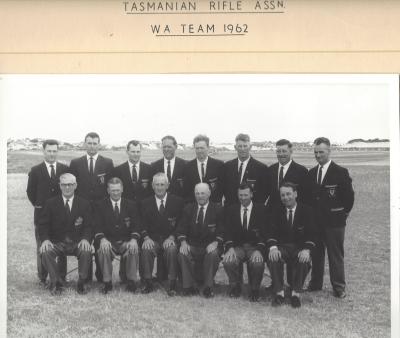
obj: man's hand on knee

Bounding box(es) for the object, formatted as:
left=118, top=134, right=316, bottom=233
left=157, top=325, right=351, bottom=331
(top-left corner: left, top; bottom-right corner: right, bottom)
left=39, top=240, right=54, bottom=254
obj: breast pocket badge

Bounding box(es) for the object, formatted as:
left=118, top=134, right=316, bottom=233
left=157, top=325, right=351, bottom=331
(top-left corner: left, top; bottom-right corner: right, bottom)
left=124, top=217, right=131, bottom=228
left=74, top=216, right=83, bottom=228
left=207, top=223, right=216, bottom=232
left=97, top=173, right=106, bottom=185
left=168, top=217, right=177, bottom=227
left=177, top=178, right=184, bottom=188
left=141, top=179, right=149, bottom=189
left=325, top=185, right=337, bottom=198
left=208, top=177, right=218, bottom=191
left=246, top=179, right=256, bottom=191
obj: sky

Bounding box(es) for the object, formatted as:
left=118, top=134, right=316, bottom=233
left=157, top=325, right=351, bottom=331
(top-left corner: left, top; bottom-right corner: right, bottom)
left=0, top=74, right=397, bottom=145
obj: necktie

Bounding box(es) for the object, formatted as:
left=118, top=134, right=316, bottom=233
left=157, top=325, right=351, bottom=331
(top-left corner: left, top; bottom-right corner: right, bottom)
left=114, top=202, right=120, bottom=219
left=278, top=166, right=284, bottom=189
left=167, top=160, right=172, bottom=183
left=50, top=164, right=56, bottom=180
left=132, top=164, right=138, bottom=183
left=243, top=207, right=248, bottom=230
left=238, top=162, right=243, bottom=184
left=317, top=165, right=323, bottom=185
left=288, top=209, right=293, bottom=227
left=159, top=199, right=165, bottom=214
left=201, top=162, right=205, bottom=182
left=197, top=206, right=204, bottom=226
left=89, top=157, right=94, bottom=175
left=65, top=199, right=71, bottom=216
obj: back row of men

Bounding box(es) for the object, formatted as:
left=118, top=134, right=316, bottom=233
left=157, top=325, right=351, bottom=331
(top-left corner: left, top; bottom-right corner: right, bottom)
left=27, top=132, right=354, bottom=308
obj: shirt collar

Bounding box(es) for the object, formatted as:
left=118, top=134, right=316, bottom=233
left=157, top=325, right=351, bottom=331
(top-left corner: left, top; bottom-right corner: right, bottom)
left=321, top=159, right=332, bottom=170
left=87, top=153, right=99, bottom=161
left=110, top=198, right=121, bottom=207
left=128, top=160, right=140, bottom=168
left=164, top=157, right=175, bottom=164
left=197, top=157, right=208, bottom=166
left=155, top=193, right=168, bottom=203
left=238, top=156, right=250, bottom=166
left=279, top=159, right=292, bottom=170
left=62, top=195, right=74, bottom=204
left=241, top=201, right=253, bottom=212
left=286, top=203, right=297, bottom=213
left=198, top=202, right=209, bottom=210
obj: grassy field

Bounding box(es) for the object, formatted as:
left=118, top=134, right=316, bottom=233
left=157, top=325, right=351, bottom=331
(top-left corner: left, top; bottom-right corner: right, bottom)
left=7, top=151, right=390, bottom=337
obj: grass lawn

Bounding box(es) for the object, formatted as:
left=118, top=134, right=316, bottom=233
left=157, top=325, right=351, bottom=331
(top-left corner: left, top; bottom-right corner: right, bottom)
left=7, top=151, right=390, bottom=337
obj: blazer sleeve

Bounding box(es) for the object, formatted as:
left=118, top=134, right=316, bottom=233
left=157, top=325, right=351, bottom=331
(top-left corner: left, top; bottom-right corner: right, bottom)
left=176, top=205, right=191, bottom=242
left=129, top=201, right=142, bottom=240
left=26, top=169, right=37, bottom=206
left=171, top=197, right=185, bottom=239
left=223, top=207, right=234, bottom=250
left=264, top=210, right=278, bottom=250
left=93, top=202, right=105, bottom=240
left=38, top=200, right=51, bottom=242
left=340, top=168, right=355, bottom=214
left=303, top=206, right=317, bottom=251
left=215, top=206, right=224, bottom=245
left=81, top=201, right=93, bottom=242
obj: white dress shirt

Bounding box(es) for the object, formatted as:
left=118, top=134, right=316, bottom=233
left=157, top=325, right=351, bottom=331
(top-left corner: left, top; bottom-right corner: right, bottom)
left=278, top=159, right=292, bottom=187
left=238, top=157, right=250, bottom=183
left=240, top=201, right=253, bottom=230
left=286, top=204, right=297, bottom=224
left=44, top=161, right=57, bottom=177
left=318, top=159, right=332, bottom=184
left=62, top=195, right=74, bottom=209
left=197, top=202, right=209, bottom=222
left=155, top=193, right=168, bottom=210
left=110, top=198, right=121, bottom=210
left=86, top=153, right=99, bottom=169
left=197, top=157, right=208, bottom=182
left=128, top=160, right=140, bottom=180
left=164, top=157, right=175, bottom=178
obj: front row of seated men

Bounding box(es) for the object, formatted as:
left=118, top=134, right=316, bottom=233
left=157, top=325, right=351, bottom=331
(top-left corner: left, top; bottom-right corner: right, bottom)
left=38, top=172, right=316, bottom=308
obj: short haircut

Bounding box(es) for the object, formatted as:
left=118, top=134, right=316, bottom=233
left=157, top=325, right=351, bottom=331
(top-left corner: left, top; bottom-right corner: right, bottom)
left=153, top=172, right=169, bottom=183
left=161, top=135, right=177, bottom=147
left=314, top=137, right=331, bottom=147
left=107, top=177, right=123, bottom=187
left=126, top=140, right=142, bottom=150
left=193, top=134, right=210, bottom=147
left=235, top=133, right=250, bottom=143
left=276, top=139, right=292, bottom=148
left=194, top=182, right=211, bottom=193
left=42, top=139, right=59, bottom=149
left=59, top=173, right=76, bottom=183
left=238, top=182, right=254, bottom=193
left=280, top=181, right=297, bottom=192
left=85, top=132, right=100, bottom=143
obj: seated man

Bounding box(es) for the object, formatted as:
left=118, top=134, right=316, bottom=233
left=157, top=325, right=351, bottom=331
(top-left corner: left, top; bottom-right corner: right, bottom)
left=177, top=183, right=224, bottom=298
left=39, top=173, right=92, bottom=295
left=266, top=182, right=316, bottom=308
left=223, top=183, right=267, bottom=302
left=140, top=173, right=184, bottom=296
left=94, top=177, right=141, bottom=294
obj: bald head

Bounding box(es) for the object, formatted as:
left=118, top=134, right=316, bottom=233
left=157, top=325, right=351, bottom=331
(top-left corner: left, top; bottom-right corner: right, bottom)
left=194, top=183, right=211, bottom=205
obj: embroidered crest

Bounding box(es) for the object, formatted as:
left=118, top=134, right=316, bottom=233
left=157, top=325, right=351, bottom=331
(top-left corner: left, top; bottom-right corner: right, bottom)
left=209, top=178, right=218, bottom=190
left=168, top=217, right=177, bottom=227
left=124, top=217, right=131, bottom=228
left=177, top=178, right=184, bottom=188
left=141, top=179, right=149, bottom=189
left=325, top=185, right=337, bottom=198
left=247, top=179, right=256, bottom=190
left=97, top=173, right=106, bottom=184
left=74, top=216, right=83, bottom=227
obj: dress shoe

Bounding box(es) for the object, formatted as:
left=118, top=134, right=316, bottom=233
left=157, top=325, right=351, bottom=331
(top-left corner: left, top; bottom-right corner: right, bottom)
left=182, top=287, right=199, bottom=296
left=39, top=279, right=48, bottom=288
left=126, top=281, right=137, bottom=293
left=203, top=287, right=214, bottom=298
left=228, top=284, right=241, bottom=298
left=249, top=289, right=260, bottom=302
left=333, top=289, right=346, bottom=299
left=50, top=282, right=63, bottom=296
left=167, top=280, right=177, bottom=297
left=101, top=282, right=113, bottom=294
left=290, top=295, right=301, bottom=308
left=272, top=294, right=285, bottom=307
left=141, top=280, right=154, bottom=294
left=77, top=279, right=87, bottom=295
left=307, top=284, right=322, bottom=292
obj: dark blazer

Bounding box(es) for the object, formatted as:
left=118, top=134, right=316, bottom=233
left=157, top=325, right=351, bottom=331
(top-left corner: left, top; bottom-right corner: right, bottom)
left=26, top=161, right=70, bottom=224
left=69, top=154, right=114, bottom=202
left=151, top=157, right=186, bottom=197
left=183, top=157, right=224, bottom=204
left=176, top=202, right=224, bottom=247
left=38, top=195, right=92, bottom=243
left=265, top=202, right=316, bottom=251
left=223, top=156, right=270, bottom=206
left=141, top=194, right=184, bottom=243
left=93, top=198, right=141, bottom=243
left=113, top=161, right=153, bottom=203
left=224, top=203, right=267, bottom=253
left=267, top=160, right=309, bottom=209
left=308, top=161, right=355, bottom=228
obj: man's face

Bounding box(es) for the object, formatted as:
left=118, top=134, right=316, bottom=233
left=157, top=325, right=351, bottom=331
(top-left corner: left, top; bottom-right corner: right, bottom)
left=60, top=176, right=77, bottom=199
left=194, top=184, right=211, bottom=206
left=108, top=183, right=123, bottom=201
left=314, top=143, right=331, bottom=165
left=194, top=141, right=209, bottom=162
left=43, top=144, right=58, bottom=163
left=85, top=137, right=100, bottom=156
left=235, top=140, right=251, bottom=161
left=276, top=145, right=292, bottom=165
left=238, top=188, right=253, bottom=207
left=280, top=186, right=297, bottom=208
left=162, top=138, right=176, bottom=160
left=127, top=144, right=141, bottom=164
left=152, top=176, right=169, bottom=198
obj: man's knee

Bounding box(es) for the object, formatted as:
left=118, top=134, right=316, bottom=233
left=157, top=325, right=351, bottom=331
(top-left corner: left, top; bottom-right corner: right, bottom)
left=249, top=260, right=265, bottom=270
left=164, top=245, right=177, bottom=256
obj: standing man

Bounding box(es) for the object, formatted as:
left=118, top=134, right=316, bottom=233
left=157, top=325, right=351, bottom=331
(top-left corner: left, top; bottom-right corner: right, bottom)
left=151, top=135, right=186, bottom=197
left=222, top=183, right=267, bottom=302
left=113, top=140, right=153, bottom=204
left=26, top=139, right=69, bottom=285
left=266, top=182, right=316, bottom=308
left=69, top=132, right=114, bottom=281
left=140, top=173, right=184, bottom=296
left=94, top=178, right=141, bottom=294
left=183, top=135, right=224, bottom=205
left=307, top=137, right=354, bottom=298
left=177, top=183, right=224, bottom=298
left=38, top=173, right=92, bottom=295
left=223, top=133, right=270, bottom=206
left=267, top=139, right=309, bottom=210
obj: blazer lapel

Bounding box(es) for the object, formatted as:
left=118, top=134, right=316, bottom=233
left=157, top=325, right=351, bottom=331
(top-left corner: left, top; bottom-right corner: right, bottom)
left=322, top=161, right=334, bottom=185
left=82, top=155, right=89, bottom=174
left=70, top=196, right=79, bottom=223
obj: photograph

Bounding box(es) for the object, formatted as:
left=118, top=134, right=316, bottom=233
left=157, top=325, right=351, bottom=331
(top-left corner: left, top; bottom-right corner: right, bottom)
left=2, top=74, right=397, bottom=337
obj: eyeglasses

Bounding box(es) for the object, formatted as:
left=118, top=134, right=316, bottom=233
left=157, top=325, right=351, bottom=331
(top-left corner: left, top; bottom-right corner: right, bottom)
left=60, top=183, right=76, bottom=188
